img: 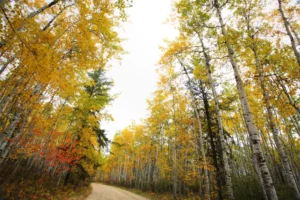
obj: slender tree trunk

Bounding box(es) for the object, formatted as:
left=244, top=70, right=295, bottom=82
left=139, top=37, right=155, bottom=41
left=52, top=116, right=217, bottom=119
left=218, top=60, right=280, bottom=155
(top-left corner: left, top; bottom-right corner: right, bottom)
left=213, top=1, right=278, bottom=199
left=198, top=32, right=234, bottom=200
left=253, top=42, right=299, bottom=194
left=170, top=88, right=178, bottom=199
left=42, top=4, right=75, bottom=31
left=192, top=118, right=204, bottom=197
left=273, top=75, right=300, bottom=117
left=173, top=143, right=177, bottom=199
left=292, top=28, right=300, bottom=45
left=0, top=54, right=16, bottom=75
left=254, top=156, right=269, bottom=200
left=291, top=116, right=300, bottom=137
left=27, top=0, right=60, bottom=19
left=180, top=59, right=210, bottom=200
left=0, top=112, right=21, bottom=163
left=277, top=0, right=300, bottom=66
left=200, top=81, right=224, bottom=200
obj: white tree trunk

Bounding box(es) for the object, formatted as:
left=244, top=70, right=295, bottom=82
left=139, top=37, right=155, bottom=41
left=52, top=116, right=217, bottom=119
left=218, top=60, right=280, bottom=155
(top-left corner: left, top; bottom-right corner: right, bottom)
left=213, top=1, right=278, bottom=199
left=198, top=34, right=235, bottom=200
left=254, top=44, right=300, bottom=195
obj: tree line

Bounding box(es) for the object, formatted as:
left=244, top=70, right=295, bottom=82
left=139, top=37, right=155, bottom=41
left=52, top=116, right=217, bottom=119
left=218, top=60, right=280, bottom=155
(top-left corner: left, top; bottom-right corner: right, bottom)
left=100, top=1, right=300, bottom=200
left=0, top=0, right=130, bottom=198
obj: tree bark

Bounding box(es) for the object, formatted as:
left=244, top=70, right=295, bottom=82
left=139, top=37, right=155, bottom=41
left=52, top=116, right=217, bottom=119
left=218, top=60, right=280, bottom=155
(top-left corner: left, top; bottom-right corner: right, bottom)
left=252, top=38, right=299, bottom=194
left=192, top=118, right=204, bottom=197
left=180, top=59, right=211, bottom=200
left=0, top=54, right=16, bottom=75
left=200, top=81, right=224, bottom=200
left=213, top=1, right=278, bottom=199
left=198, top=33, right=234, bottom=200
left=0, top=112, right=21, bottom=163
left=27, top=0, right=60, bottom=19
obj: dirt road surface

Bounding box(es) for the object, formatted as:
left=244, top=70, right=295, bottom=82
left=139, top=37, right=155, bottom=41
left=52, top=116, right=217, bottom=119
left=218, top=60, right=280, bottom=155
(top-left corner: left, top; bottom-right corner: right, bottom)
left=85, top=183, right=149, bottom=200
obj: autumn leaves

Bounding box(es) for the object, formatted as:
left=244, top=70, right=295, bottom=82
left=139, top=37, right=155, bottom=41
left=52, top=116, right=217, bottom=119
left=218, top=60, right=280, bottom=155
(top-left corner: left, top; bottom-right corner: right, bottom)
left=0, top=0, right=128, bottom=194
left=101, top=0, right=300, bottom=200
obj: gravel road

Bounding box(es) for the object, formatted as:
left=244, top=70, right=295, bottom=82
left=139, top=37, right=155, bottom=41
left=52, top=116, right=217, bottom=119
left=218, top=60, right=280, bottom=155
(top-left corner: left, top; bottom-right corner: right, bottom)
left=85, top=183, right=149, bottom=200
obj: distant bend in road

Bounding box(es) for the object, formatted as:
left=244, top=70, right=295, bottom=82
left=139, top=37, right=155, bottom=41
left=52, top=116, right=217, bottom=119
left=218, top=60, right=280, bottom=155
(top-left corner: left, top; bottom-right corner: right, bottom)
left=85, top=183, right=148, bottom=200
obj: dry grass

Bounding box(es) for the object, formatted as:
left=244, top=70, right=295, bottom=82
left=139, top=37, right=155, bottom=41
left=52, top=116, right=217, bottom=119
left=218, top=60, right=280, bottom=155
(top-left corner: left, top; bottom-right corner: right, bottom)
left=0, top=180, right=92, bottom=200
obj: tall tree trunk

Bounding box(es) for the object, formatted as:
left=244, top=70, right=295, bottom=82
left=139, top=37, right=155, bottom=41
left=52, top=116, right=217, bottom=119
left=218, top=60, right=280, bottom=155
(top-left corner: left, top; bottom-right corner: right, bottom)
left=192, top=118, right=204, bottom=197
left=180, top=59, right=211, bottom=200
left=0, top=112, right=21, bottom=163
left=173, top=144, right=177, bottom=199
left=170, top=88, right=178, bottom=199
left=254, top=156, right=269, bottom=200
left=199, top=81, right=224, bottom=200
left=213, top=1, right=278, bottom=199
left=252, top=39, right=300, bottom=194
left=198, top=32, right=234, bottom=200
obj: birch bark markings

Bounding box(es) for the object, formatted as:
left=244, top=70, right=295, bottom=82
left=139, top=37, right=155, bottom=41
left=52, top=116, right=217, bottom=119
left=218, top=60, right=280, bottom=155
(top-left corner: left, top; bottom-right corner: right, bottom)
left=249, top=28, right=300, bottom=196
left=238, top=0, right=300, bottom=193
left=213, top=0, right=278, bottom=199
left=198, top=33, right=235, bottom=200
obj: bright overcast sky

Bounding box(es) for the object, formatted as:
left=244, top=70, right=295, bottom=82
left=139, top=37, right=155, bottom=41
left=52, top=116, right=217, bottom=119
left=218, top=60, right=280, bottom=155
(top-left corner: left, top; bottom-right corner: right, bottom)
left=102, top=0, right=177, bottom=140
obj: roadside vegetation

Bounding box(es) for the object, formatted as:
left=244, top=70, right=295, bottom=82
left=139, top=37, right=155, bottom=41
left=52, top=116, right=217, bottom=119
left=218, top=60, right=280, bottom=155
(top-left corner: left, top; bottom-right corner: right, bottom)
left=0, top=0, right=130, bottom=198
left=99, top=1, right=300, bottom=200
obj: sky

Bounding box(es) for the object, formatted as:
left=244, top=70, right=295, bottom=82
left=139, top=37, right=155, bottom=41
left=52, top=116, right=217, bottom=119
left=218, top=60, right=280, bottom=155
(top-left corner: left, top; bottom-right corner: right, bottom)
left=101, top=0, right=178, bottom=140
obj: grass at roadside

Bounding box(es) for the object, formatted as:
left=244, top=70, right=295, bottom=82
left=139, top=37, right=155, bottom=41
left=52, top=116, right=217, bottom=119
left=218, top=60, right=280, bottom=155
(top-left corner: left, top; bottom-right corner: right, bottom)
left=119, top=187, right=172, bottom=200
left=0, top=179, right=92, bottom=200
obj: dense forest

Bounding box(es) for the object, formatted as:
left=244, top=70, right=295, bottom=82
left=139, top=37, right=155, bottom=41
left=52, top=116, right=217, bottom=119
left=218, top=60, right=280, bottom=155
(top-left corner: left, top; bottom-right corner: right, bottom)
left=99, top=0, right=300, bottom=200
left=0, top=0, right=131, bottom=199
left=0, top=0, right=300, bottom=200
